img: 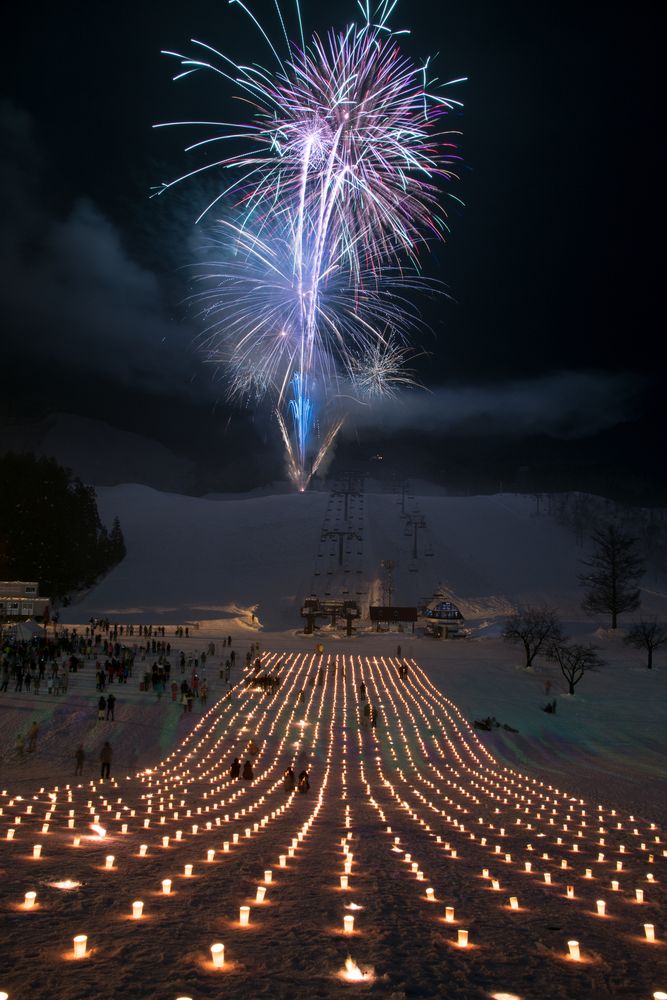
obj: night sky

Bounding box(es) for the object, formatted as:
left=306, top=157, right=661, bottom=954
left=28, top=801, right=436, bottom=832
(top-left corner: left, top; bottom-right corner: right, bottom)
left=0, top=0, right=661, bottom=497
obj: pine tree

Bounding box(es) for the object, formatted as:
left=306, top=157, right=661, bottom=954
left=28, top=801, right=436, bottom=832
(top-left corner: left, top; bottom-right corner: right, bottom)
left=579, top=523, right=644, bottom=629
left=0, top=452, right=127, bottom=602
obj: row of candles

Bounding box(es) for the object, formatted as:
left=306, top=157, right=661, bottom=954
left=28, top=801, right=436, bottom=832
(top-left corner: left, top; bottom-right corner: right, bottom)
left=1, top=649, right=663, bottom=998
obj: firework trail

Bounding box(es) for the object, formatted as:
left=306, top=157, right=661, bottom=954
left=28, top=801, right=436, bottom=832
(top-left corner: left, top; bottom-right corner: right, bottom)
left=155, top=0, right=464, bottom=489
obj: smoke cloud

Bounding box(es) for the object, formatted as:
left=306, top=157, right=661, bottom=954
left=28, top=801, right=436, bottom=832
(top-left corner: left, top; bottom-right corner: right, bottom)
left=345, top=370, right=646, bottom=439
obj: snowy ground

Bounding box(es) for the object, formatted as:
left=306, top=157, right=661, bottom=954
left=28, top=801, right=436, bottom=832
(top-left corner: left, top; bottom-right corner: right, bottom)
left=1, top=485, right=666, bottom=998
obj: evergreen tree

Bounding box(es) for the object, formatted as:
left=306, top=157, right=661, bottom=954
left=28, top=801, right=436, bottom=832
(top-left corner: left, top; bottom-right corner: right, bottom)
left=0, top=452, right=126, bottom=602
left=579, top=522, right=644, bottom=629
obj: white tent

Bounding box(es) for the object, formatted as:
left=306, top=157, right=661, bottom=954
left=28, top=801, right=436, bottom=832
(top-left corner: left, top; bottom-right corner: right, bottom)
left=9, top=620, right=43, bottom=640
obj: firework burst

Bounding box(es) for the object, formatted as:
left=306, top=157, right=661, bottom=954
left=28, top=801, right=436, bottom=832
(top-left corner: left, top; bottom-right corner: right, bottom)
left=155, top=0, right=464, bottom=488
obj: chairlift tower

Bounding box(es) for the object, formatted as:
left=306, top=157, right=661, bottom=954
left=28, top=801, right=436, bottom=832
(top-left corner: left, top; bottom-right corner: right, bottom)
left=323, top=528, right=362, bottom=566
left=332, top=472, right=364, bottom=523
left=405, top=515, right=426, bottom=560
left=380, top=559, right=396, bottom=607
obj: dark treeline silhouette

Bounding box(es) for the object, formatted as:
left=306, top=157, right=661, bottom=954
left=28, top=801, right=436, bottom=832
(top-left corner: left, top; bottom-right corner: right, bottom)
left=0, top=452, right=126, bottom=602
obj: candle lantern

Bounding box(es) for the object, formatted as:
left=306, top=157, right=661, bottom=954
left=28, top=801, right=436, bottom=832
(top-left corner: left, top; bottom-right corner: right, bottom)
left=73, top=934, right=87, bottom=958
left=210, top=942, right=225, bottom=968
left=24, top=891, right=37, bottom=909
left=567, top=940, right=580, bottom=961
left=457, top=929, right=468, bottom=948
left=162, top=879, right=172, bottom=895
left=239, top=905, right=250, bottom=926
left=343, top=914, right=354, bottom=934
left=132, top=900, right=143, bottom=919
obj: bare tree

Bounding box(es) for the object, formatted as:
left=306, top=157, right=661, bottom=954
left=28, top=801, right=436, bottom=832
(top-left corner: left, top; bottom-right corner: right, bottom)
left=579, top=523, right=644, bottom=629
left=502, top=606, right=564, bottom=667
left=547, top=641, right=604, bottom=695
left=623, top=619, right=667, bottom=669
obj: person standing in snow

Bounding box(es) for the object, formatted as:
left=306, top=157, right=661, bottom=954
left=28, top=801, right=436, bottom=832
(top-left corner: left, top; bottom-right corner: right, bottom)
left=106, top=692, right=116, bottom=721
left=75, top=743, right=85, bottom=774
left=230, top=757, right=241, bottom=779
left=100, top=741, right=112, bottom=779
left=98, top=695, right=106, bottom=721
left=297, top=769, right=310, bottom=794
left=27, top=721, right=39, bottom=752
left=283, top=767, right=295, bottom=793
left=242, top=760, right=254, bottom=781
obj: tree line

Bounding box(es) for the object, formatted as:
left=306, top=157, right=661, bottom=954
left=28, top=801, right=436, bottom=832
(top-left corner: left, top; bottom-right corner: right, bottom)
left=503, top=522, right=666, bottom=695
left=0, top=453, right=126, bottom=604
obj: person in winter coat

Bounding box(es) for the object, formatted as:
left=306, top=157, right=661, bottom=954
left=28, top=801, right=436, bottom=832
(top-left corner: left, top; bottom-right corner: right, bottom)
left=297, top=769, right=310, bottom=793
left=283, top=767, right=295, bottom=793
left=100, top=741, right=112, bottom=779
left=98, top=696, right=106, bottom=721
left=242, top=760, right=254, bottom=781
left=75, top=743, right=85, bottom=775
left=230, top=757, right=241, bottom=779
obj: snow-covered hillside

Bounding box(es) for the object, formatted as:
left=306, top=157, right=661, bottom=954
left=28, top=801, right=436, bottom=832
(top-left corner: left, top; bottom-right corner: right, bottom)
left=67, top=486, right=667, bottom=630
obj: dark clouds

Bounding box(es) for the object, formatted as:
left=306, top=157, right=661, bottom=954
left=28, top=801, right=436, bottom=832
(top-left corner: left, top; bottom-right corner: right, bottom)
left=0, top=100, right=201, bottom=399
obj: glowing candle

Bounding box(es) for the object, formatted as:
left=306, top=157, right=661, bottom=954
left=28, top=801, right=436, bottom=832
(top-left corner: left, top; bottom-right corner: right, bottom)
left=636, top=888, right=644, bottom=903
left=132, top=900, right=143, bottom=919
left=264, top=870, right=272, bottom=883
left=567, top=940, right=580, bottom=961
left=73, top=934, right=87, bottom=958
left=239, top=905, right=250, bottom=926
left=139, top=844, right=147, bottom=857
left=223, top=842, right=230, bottom=852
left=279, top=855, right=286, bottom=868
left=184, top=864, right=193, bottom=877
left=161, top=879, right=172, bottom=895
left=233, top=833, right=239, bottom=844
left=509, top=896, right=519, bottom=910
left=344, top=914, right=354, bottom=933
left=644, top=923, right=655, bottom=942
left=24, top=891, right=36, bottom=909
left=32, top=844, right=42, bottom=859
left=256, top=886, right=266, bottom=903
left=585, top=869, right=592, bottom=878
left=162, top=836, right=169, bottom=848
left=6, top=829, right=14, bottom=840
left=426, top=887, right=435, bottom=901
left=73, top=836, right=81, bottom=847
left=457, top=929, right=469, bottom=948
left=340, top=875, right=349, bottom=889
left=524, top=862, right=531, bottom=873
left=544, top=872, right=551, bottom=885
left=210, top=942, right=225, bottom=968
left=122, top=824, right=128, bottom=834
left=105, top=855, right=114, bottom=870
left=596, top=899, right=605, bottom=916
left=207, top=849, right=215, bottom=862
left=566, top=885, right=574, bottom=899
